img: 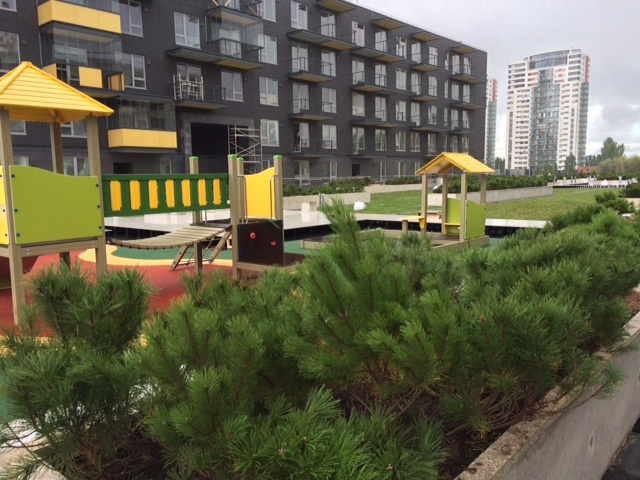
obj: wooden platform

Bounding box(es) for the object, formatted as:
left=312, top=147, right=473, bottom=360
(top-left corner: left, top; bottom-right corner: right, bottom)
left=108, top=225, right=229, bottom=250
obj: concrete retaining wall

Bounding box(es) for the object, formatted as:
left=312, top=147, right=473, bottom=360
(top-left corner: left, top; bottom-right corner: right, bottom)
left=283, top=192, right=370, bottom=210
left=365, top=184, right=422, bottom=194
left=456, top=312, right=640, bottom=480
left=424, top=187, right=552, bottom=207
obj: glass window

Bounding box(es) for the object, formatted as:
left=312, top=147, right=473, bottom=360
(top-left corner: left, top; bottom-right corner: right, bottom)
left=375, top=63, right=386, bottom=86
left=375, top=129, right=386, bottom=152
left=374, top=29, right=386, bottom=52
left=411, top=102, right=420, bottom=126
left=259, top=34, right=277, bottom=64
left=375, top=96, right=386, bottom=121
left=294, top=160, right=310, bottom=185
left=428, top=76, right=437, bottom=96
left=413, top=161, right=421, bottom=174
left=396, top=131, right=406, bottom=152
left=378, top=161, right=386, bottom=180
left=352, top=57, right=364, bottom=84
left=174, top=12, right=200, bottom=48
left=257, top=0, right=276, bottom=21
left=122, top=53, right=146, bottom=88
left=427, top=133, right=437, bottom=155
left=109, top=99, right=175, bottom=131
left=427, top=104, right=437, bottom=124
left=443, top=107, right=449, bottom=127
left=444, top=80, right=449, bottom=98
left=291, top=1, right=308, bottom=29
left=10, top=120, right=25, bottom=135
left=396, top=36, right=407, bottom=57
left=352, top=92, right=365, bottom=116
left=321, top=50, right=336, bottom=76
left=410, top=132, right=420, bottom=152
left=320, top=11, right=335, bottom=37
left=411, top=72, right=420, bottom=94
left=0, top=1, right=16, bottom=11
left=159, top=157, right=172, bottom=174
left=411, top=42, right=421, bottom=62
left=0, top=31, right=19, bottom=72
left=428, top=46, right=438, bottom=66
left=177, top=63, right=201, bottom=82
left=291, top=43, right=308, bottom=72
left=118, top=0, right=143, bottom=36
left=259, top=77, right=278, bottom=106
left=352, top=21, right=365, bottom=47
left=61, top=120, right=87, bottom=137
left=451, top=82, right=460, bottom=100
left=322, top=87, right=337, bottom=113
left=398, top=161, right=407, bottom=177
left=396, top=68, right=406, bottom=90
left=352, top=127, right=365, bottom=154
left=261, top=119, right=279, bottom=147
left=292, top=82, right=309, bottom=113
left=14, top=155, right=28, bottom=166
left=222, top=71, right=243, bottom=101
left=297, top=122, right=310, bottom=149
left=395, top=100, right=406, bottom=121
left=329, top=160, right=337, bottom=179
left=64, top=156, right=89, bottom=176
left=322, top=124, right=337, bottom=149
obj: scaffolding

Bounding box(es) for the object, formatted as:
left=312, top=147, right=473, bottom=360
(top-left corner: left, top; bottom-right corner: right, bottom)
left=228, top=125, right=266, bottom=173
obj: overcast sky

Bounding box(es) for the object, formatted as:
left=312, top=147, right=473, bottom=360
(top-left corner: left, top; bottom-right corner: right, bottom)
left=358, top=0, right=640, bottom=159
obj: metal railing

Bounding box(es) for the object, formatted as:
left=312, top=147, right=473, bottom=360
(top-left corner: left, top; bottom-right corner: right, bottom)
left=290, top=57, right=333, bottom=76
left=172, top=76, right=226, bottom=104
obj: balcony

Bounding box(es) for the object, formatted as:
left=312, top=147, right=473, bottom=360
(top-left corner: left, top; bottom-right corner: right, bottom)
left=207, top=0, right=263, bottom=25
left=42, top=63, right=124, bottom=98
left=351, top=110, right=402, bottom=128
left=351, top=71, right=401, bottom=95
left=410, top=84, right=438, bottom=102
left=451, top=95, right=486, bottom=110
left=371, top=16, right=405, bottom=30
left=288, top=57, right=333, bottom=83
left=287, top=23, right=356, bottom=51
left=410, top=115, right=442, bottom=132
left=450, top=120, right=473, bottom=133
left=172, top=76, right=226, bottom=110
left=288, top=100, right=333, bottom=121
left=37, top=0, right=121, bottom=34
left=450, top=64, right=486, bottom=84
left=410, top=52, right=438, bottom=72
left=166, top=39, right=262, bottom=70
left=292, top=139, right=329, bottom=157
left=352, top=40, right=404, bottom=63
left=315, top=0, right=355, bottom=13
left=411, top=30, right=439, bottom=42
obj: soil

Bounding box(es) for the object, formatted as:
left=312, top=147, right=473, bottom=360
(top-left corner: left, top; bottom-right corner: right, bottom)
left=625, top=290, right=640, bottom=315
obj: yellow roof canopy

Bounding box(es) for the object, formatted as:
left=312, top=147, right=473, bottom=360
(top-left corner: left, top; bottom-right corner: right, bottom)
left=415, top=152, right=495, bottom=175
left=0, top=62, right=113, bottom=123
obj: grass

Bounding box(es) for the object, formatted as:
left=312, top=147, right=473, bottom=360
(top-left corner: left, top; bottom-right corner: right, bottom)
left=362, top=188, right=618, bottom=221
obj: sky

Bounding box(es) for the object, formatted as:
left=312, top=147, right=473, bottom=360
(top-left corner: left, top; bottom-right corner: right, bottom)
left=358, top=0, right=640, bottom=159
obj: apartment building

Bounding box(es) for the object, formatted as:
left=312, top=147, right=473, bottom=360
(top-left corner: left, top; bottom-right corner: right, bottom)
left=506, top=48, right=589, bottom=172
left=484, top=78, right=497, bottom=167
left=0, top=0, right=487, bottom=184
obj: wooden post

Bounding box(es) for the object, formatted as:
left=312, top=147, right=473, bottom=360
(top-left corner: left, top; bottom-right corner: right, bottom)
left=50, top=122, right=71, bottom=266
left=441, top=174, right=448, bottom=234
left=480, top=174, right=487, bottom=204
left=273, top=155, right=283, bottom=221
left=189, top=155, right=202, bottom=271
left=86, top=115, right=107, bottom=274
left=420, top=173, right=428, bottom=233
left=228, top=154, right=241, bottom=279
left=460, top=172, right=467, bottom=241
left=0, top=109, right=24, bottom=325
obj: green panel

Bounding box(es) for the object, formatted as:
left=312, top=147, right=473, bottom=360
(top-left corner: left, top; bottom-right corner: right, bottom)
left=10, top=166, right=103, bottom=245
left=445, top=198, right=461, bottom=224
left=465, top=200, right=487, bottom=239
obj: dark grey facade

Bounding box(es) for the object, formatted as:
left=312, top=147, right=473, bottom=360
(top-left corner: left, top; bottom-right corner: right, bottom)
left=0, top=0, right=487, bottom=184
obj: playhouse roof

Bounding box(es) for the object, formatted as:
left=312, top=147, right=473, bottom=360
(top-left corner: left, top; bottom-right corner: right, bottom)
left=416, top=152, right=495, bottom=175
left=0, top=62, right=113, bottom=123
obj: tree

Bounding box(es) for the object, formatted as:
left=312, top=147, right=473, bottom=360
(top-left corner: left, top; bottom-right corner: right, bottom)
left=601, top=137, right=625, bottom=160
left=564, top=154, right=577, bottom=175
left=494, top=157, right=505, bottom=171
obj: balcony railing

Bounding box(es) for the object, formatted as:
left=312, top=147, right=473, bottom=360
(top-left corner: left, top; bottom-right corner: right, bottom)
left=352, top=71, right=387, bottom=87
left=452, top=95, right=486, bottom=109
left=451, top=119, right=472, bottom=131
left=289, top=99, right=334, bottom=121
left=290, top=57, right=333, bottom=76
left=450, top=64, right=486, bottom=83
left=38, top=0, right=117, bottom=13
left=208, top=38, right=262, bottom=63
left=374, top=109, right=387, bottom=121
left=172, top=76, right=226, bottom=105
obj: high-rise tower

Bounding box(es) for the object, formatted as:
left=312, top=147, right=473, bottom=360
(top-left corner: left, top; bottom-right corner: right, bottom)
left=485, top=78, right=497, bottom=167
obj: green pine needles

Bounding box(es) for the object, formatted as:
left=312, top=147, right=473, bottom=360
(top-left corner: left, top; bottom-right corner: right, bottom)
left=1, top=203, right=640, bottom=478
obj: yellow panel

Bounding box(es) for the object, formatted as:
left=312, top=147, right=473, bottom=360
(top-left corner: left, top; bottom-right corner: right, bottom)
left=166, top=180, right=175, bottom=208
left=42, top=64, right=57, bottom=77
left=109, top=181, right=122, bottom=212
left=79, top=66, right=103, bottom=89
left=107, top=129, right=178, bottom=149
left=37, top=1, right=121, bottom=34
left=181, top=179, right=191, bottom=207
left=244, top=167, right=275, bottom=219
left=0, top=168, right=6, bottom=245
left=213, top=179, right=221, bottom=205
left=108, top=73, right=125, bottom=92
left=149, top=180, right=158, bottom=209
left=130, top=181, right=141, bottom=211
left=198, top=179, right=206, bottom=206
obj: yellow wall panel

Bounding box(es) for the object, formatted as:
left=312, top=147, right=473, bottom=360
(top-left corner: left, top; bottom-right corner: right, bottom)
left=42, top=64, right=57, bottom=77
left=108, top=129, right=178, bottom=149
left=38, top=1, right=121, bottom=34
left=79, top=66, right=103, bottom=89
left=0, top=169, right=6, bottom=245
left=108, top=73, right=125, bottom=91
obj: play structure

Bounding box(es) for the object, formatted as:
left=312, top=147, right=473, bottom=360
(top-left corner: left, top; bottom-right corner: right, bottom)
left=0, top=62, right=291, bottom=324
left=401, top=152, right=495, bottom=249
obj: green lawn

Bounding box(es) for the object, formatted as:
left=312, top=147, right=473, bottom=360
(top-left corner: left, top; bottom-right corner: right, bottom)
left=362, top=188, right=616, bottom=221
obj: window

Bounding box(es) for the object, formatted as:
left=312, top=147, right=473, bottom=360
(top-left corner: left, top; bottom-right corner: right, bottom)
left=451, top=54, right=461, bottom=74
left=110, top=99, right=175, bottom=131
left=375, top=96, right=387, bottom=121
left=159, top=157, right=172, bottom=174
left=442, top=134, right=448, bottom=151
left=451, top=108, right=459, bottom=129
left=413, top=161, right=421, bottom=174
left=451, top=135, right=459, bottom=152
left=411, top=42, right=421, bottom=62
left=352, top=127, right=365, bottom=153
left=411, top=102, right=420, bottom=126
left=321, top=50, right=336, bottom=76
left=10, top=121, right=25, bottom=135
left=322, top=124, right=337, bottom=149
left=411, top=72, right=421, bottom=94
left=375, top=63, right=386, bottom=86
left=443, top=107, right=449, bottom=127
left=0, top=31, right=19, bottom=72
left=396, top=131, right=406, bottom=151
left=374, top=29, right=387, bottom=52
left=378, top=161, right=387, bottom=180
left=297, top=122, right=310, bottom=149
left=375, top=129, right=386, bottom=151
left=294, top=160, right=310, bottom=185
left=14, top=156, right=28, bottom=166
left=396, top=36, right=407, bottom=57
left=291, top=1, right=308, bottom=30
left=257, top=0, right=276, bottom=21
left=451, top=82, right=460, bottom=100
left=427, top=133, right=437, bottom=155
left=261, top=119, right=279, bottom=147
left=0, top=0, right=15, bottom=11
left=353, top=21, right=365, bottom=47
left=396, top=100, right=406, bottom=122
left=64, top=156, right=89, bottom=176
left=427, top=104, right=437, bottom=125
left=291, top=43, right=308, bottom=72
left=444, top=51, right=449, bottom=70
left=61, top=120, right=87, bottom=137
left=444, top=80, right=449, bottom=98
left=122, top=53, right=146, bottom=88
left=329, top=160, right=337, bottom=179
left=118, top=0, right=143, bottom=36
left=177, top=63, right=201, bottom=82
left=428, top=76, right=437, bottom=96
left=428, top=46, right=438, bottom=66
left=410, top=132, right=420, bottom=152
left=352, top=92, right=365, bottom=116
left=259, top=77, right=278, bottom=106
left=321, top=11, right=335, bottom=37
left=259, top=34, right=277, bottom=64
left=174, top=12, right=200, bottom=48
left=461, top=136, right=470, bottom=153
left=398, top=161, right=407, bottom=177
left=322, top=87, right=337, bottom=113
left=352, top=57, right=365, bottom=84
left=222, top=71, right=243, bottom=101
left=396, top=68, right=407, bottom=90
left=292, top=82, right=309, bottom=113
